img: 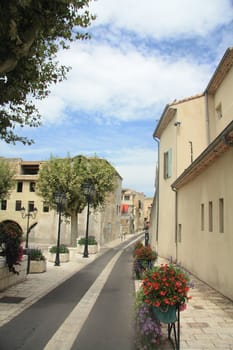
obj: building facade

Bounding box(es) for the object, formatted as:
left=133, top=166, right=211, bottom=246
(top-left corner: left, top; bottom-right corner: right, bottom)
left=120, top=189, right=145, bottom=235
left=0, top=157, right=122, bottom=248
left=151, top=47, right=233, bottom=300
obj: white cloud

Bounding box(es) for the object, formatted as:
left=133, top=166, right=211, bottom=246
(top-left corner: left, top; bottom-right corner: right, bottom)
left=108, top=147, right=157, bottom=196
left=37, top=42, right=211, bottom=124
left=90, top=0, right=233, bottom=38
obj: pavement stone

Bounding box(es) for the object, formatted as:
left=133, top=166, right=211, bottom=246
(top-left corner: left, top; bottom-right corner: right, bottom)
left=0, top=239, right=233, bottom=350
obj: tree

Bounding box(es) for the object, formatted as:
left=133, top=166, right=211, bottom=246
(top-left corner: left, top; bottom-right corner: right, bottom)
left=0, top=1, right=95, bottom=145
left=36, top=155, right=118, bottom=246
left=0, top=158, right=15, bottom=200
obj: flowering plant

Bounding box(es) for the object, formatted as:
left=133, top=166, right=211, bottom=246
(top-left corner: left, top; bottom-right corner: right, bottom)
left=0, top=221, right=23, bottom=274
left=133, top=240, right=144, bottom=257
left=135, top=288, right=162, bottom=349
left=142, top=264, right=191, bottom=309
left=133, top=244, right=157, bottom=280
left=134, top=245, right=157, bottom=261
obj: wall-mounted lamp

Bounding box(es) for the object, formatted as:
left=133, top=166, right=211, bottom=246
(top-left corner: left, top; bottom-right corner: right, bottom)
left=174, top=121, right=181, bottom=127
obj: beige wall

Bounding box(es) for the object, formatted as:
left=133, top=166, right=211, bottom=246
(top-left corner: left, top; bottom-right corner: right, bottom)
left=0, top=158, right=122, bottom=247
left=155, top=96, right=207, bottom=259
left=177, top=149, right=233, bottom=300
left=208, top=65, right=233, bottom=142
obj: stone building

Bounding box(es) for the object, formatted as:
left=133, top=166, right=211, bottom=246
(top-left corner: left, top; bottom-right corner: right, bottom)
left=120, top=189, right=145, bottom=235
left=0, top=157, right=122, bottom=248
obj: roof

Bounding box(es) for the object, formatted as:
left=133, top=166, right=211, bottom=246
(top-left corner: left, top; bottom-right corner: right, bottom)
left=153, top=94, right=204, bottom=139
left=171, top=121, right=233, bottom=190
left=153, top=47, right=233, bottom=139
left=205, top=47, right=233, bottom=94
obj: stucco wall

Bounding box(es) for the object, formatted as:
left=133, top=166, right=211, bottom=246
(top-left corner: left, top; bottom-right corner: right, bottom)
left=177, top=148, right=233, bottom=301
left=208, top=65, right=233, bottom=142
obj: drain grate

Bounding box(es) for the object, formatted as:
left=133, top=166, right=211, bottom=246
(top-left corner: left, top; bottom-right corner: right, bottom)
left=0, top=296, right=25, bottom=304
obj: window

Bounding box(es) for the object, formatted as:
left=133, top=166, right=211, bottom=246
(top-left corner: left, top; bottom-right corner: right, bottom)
left=17, top=182, right=23, bottom=192
left=21, top=164, right=39, bottom=175
left=28, top=201, right=35, bottom=212
left=219, top=198, right=224, bottom=233
left=1, top=200, right=7, bottom=210
left=15, top=200, right=22, bottom=211
left=201, top=203, right=204, bottom=231
left=178, top=224, right=182, bottom=243
left=124, top=195, right=130, bottom=200
left=216, top=103, right=222, bottom=119
left=30, top=182, right=36, bottom=192
left=164, top=148, right=172, bottom=179
left=208, top=201, right=213, bottom=232
left=43, top=202, right=49, bottom=213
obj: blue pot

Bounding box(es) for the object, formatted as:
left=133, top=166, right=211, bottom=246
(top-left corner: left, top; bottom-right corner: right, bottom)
left=152, top=305, right=177, bottom=324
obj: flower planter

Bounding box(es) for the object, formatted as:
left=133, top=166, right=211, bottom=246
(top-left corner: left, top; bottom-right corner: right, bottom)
left=152, top=305, right=177, bottom=324
left=0, top=256, right=27, bottom=291
left=76, top=245, right=98, bottom=254
left=48, top=253, right=69, bottom=263
left=29, top=260, right=47, bottom=273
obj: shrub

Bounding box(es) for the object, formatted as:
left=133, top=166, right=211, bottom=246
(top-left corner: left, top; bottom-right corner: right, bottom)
left=0, top=221, right=23, bottom=274
left=49, top=244, right=69, bottom=253
left=28, top=248, right=45, bottom=261
left=78, top=236, right=97, bottom=245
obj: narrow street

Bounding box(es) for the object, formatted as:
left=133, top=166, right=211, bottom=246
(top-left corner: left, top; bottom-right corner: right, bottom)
left=0, top=238, right=136, bottom=350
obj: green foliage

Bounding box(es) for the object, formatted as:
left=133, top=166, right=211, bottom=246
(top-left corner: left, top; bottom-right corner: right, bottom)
left=49, top=244, right=69, bottom=253
left=0, top=159, right=15, bottom=200
left=28, top=248, right=45, bottom=261
left=0, top=221, right=23, bottom=274
left=78, top=236, right=97, bottom=245
left=36, top=155, right=118, bottom=215
left=133, top=240, right=144, bottom=257
left=0, top=1, right=95, bottom=145
left=37, top=154, right=118, bottom=247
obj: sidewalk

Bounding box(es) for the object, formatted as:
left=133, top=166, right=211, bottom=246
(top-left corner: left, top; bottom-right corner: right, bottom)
left=155, top=258, right=233, bottom=350
left=0, top=238, right=233, bottom=350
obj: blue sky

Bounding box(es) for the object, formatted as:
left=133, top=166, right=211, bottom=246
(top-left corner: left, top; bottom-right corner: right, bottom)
left=1, top=0, right=233, bottom=196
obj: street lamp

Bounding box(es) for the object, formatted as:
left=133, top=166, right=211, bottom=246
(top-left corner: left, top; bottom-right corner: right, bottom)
left=21, top=206, right=38, bottom=274
left=53, top=191, right=66, bottom=266
left=21, top=206, right=38, bottom=249
left=82, top=181, right=95, bottom=258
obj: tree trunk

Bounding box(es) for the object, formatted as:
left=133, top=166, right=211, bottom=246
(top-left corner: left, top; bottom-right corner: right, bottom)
left=70, top=211, right=78, bottom=247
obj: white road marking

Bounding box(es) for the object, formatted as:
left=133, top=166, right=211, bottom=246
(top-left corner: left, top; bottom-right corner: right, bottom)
left=44, top=250, right=122, bottom=350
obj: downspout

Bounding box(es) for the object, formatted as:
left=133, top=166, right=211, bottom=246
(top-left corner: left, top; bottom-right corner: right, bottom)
left=205, top=92, right=211, bottom=145
left=171, top=186, right=178, bottom=263
left=153, top=137, right=160, bottom=242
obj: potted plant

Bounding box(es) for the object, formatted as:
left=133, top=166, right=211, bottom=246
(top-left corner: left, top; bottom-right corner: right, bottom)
left=28, top=248, right=46, bottom=273
left=77, top=236, right=98, bottom=254
left=142, top=264, right=192, bottom=323
left=133, top=244, right=157, bottom=280
left=48, top=244, right=69, bottom=262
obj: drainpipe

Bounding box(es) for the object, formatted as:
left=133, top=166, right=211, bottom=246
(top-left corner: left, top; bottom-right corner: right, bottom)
left=153, top=137, right=160, bottom=242
left=205, top=92, right=211, bottom=145
left=171, top=186, right=178, bottom=263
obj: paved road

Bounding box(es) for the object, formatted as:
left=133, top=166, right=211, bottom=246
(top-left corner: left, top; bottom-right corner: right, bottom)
left=0, top=239, right=136, bottom=350
left=71, top=245, right=135, bottom=350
